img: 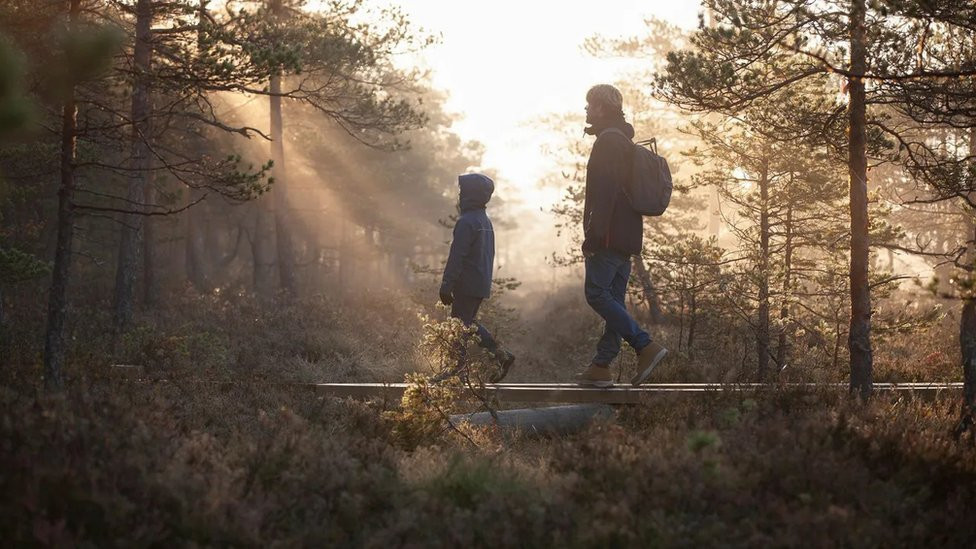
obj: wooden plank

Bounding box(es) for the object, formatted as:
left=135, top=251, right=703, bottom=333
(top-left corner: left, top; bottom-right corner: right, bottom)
left=312, top=383, right=649, bottom=404
left=312, top=383, right=406, bottom=400
left=312, top=382, right=964, bottom=405
left=492, top=382, right=964, bottom=390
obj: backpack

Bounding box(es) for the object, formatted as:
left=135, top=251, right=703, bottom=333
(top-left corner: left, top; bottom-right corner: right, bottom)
left=599, top=127, right=673, bottom=217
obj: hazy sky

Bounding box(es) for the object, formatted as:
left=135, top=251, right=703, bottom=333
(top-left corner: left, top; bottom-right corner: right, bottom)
left=386, top=1, right=703, bottom=291
left=303, top=1, right=705, bottom=291
left=396, top=0, right=702, bottom=195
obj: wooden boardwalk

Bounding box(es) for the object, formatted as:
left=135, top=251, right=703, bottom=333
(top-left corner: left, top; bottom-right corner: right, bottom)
left=315, top=382, right=964, bottom=405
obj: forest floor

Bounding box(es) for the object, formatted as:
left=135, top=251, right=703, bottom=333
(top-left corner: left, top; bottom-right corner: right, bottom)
left=2, top=288, right=975, bottom=546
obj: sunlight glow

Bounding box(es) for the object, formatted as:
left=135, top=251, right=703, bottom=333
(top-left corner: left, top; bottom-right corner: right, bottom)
left=297, top=1, right=704, bottom=293
left=392, top=1, right=701, bottom=195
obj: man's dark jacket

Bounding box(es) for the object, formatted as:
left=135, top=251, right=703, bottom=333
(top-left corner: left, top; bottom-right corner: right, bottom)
left=441, top=174, right=495, bottom=298
left=582, top=118, right=643, bottom=256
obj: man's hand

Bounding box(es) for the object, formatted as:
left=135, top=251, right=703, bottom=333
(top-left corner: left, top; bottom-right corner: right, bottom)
left=439, top=290, right=454, bottom=306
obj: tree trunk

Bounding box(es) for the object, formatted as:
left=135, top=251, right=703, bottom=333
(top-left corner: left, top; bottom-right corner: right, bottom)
left=185, top=188, right=208, bottom=290
left=959, top=129, right=976, bottom=435
left=704, top=5, right=721, bottom=239
left=934, top=261, right=955, bottom=297
left=143, top=183, right=158, bottom=306
left=270, top=73, right=296, bottom=297
left=757, top=148, right=771, bottom=381
left=833, top=313, right=843, bottom=371
left=43, top=0, right=80, bottom=391
left=185, top=210, right=199, bottom=288
left=143, top=1, right=160, bottom=308
left=185, top=0, right=211, bottom=293
left=777, top=194, right=794, bottom=370
left=252, top=198, right=276, bottom=299
left=709, top=186, right=721, bottom=237
left=338, top=216, right=349, bottom=292
left=961, top=300, right=976, bottom=434
left=848, top=0, right=874, bottom=398
left=113, top=0, right=153, bottom=331
left=633, top=257, right=664, bottom=323
left=677, top=291, right=685, bottom=353
left=269, top=0, right=297, bottom=297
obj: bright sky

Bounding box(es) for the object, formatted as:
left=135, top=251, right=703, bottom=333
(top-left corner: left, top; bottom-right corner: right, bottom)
left=395, top=0, right=702, bottom=192
left=382, top=0, right=699, bottom=295
left=304, top=0, right=704, bottom=290
left=387, top=1, right=703, bottom=291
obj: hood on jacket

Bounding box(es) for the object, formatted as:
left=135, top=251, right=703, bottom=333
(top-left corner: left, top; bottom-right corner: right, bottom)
left=584, top=116, right=635, bottom=139
left=458, top=173, right=494, bottom=212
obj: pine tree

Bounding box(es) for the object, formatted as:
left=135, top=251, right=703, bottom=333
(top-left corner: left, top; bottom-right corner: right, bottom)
left=655, top=0, right=976, bottom=397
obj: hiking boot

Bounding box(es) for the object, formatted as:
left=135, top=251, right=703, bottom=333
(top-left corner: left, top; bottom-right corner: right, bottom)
left=631, top=341, right=668, bottom=386
left=488, top=349, right=516, bottom=383
left=575, top=364, right=614, bottom=388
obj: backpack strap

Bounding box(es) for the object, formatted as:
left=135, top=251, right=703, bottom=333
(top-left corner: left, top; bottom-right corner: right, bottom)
left=595, top=127, right=636, bottom=168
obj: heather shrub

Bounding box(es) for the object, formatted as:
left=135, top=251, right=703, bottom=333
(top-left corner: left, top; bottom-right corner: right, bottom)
left=0, top=377, right=404, bottom=546
left=4, top=365, right=976, bottom=547
left=547, top=393, right=976, bottom=547
left=387, top=311, right=508, bottom=449
left=388, top=373, right=460, bottom=449
left=3, top=288, right=975, bottom=547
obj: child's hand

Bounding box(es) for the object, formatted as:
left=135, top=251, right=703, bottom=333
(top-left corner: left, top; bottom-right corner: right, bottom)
left=439, top=290, right=454, bottom=306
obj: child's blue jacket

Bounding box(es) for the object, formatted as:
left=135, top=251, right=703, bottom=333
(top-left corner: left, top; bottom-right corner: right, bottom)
left=440, top=174, right=495, bottom=298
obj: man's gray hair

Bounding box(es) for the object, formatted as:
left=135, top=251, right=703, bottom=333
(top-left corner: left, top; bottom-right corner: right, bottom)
left=586, top=84, right=624, bottom=111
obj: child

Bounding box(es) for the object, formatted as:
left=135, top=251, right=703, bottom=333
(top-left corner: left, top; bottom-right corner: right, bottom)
left=437, top=173, right=515, bottom=382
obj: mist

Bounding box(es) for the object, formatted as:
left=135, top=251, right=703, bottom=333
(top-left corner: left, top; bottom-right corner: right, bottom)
left=3, top=2, right=976, bottom=544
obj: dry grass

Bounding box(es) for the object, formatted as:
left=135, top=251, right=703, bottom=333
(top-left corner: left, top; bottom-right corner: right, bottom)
left=1, top=289, right=973, bottom=546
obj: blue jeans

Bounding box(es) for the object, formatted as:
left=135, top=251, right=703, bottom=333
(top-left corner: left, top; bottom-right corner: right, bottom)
left=585, top=249, right=651, bottom=365
left=451, top=294, right=499, bottom=359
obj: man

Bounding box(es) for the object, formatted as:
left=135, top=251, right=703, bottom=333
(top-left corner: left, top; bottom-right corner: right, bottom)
left=437, top=173, right=516, bottom=383
left=576, top=84, right=667, bottom=387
